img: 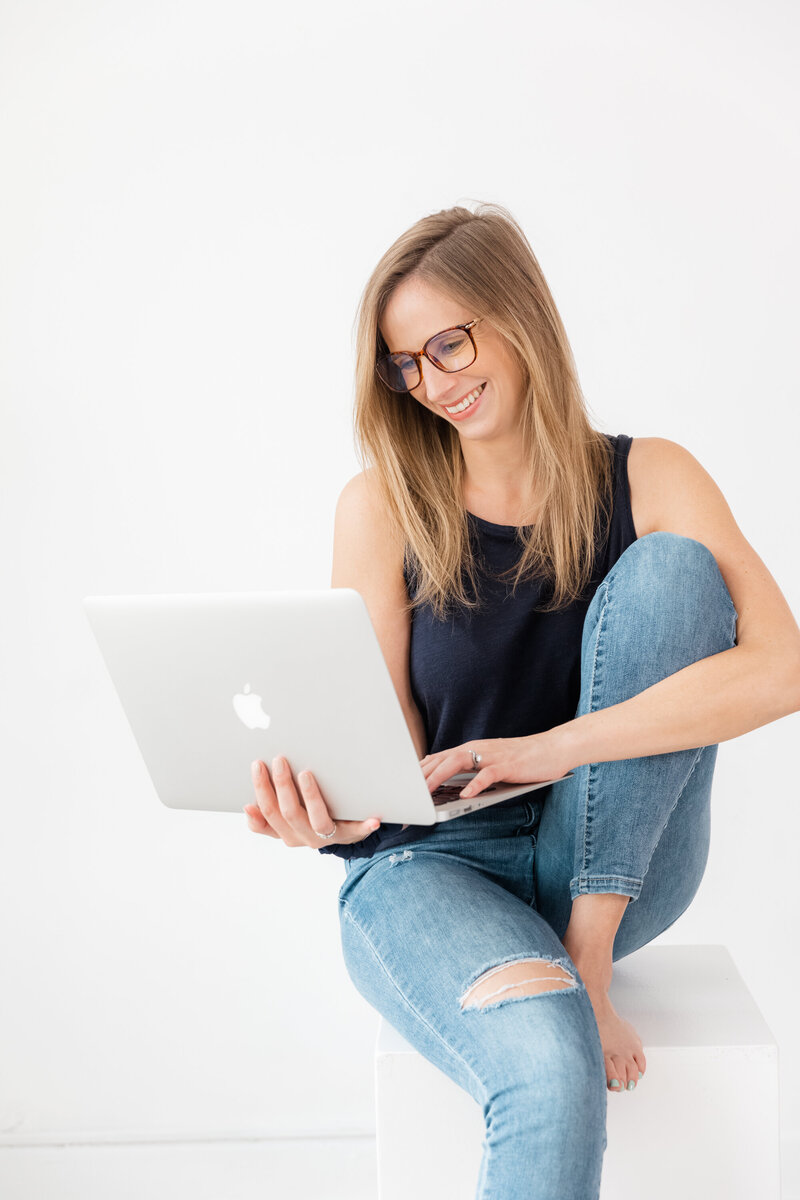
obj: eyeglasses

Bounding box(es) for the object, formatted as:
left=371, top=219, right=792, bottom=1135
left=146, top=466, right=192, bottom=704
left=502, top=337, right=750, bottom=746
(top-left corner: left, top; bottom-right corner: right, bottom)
left=375, top=319, right=482, bottom=393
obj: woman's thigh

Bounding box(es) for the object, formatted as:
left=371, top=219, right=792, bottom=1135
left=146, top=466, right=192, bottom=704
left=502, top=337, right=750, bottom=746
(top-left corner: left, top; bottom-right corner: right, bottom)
left=338, top=807, right=607, bottom=1111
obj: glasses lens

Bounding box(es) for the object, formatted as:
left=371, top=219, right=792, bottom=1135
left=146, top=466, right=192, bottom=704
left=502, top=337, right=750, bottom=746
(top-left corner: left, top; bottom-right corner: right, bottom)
left=427, top=327, right=476, bottom=372
left=376, top=353, right=419, bottom=392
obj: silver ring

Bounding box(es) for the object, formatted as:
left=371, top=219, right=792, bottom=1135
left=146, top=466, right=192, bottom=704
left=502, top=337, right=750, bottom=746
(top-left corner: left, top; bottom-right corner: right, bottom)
left=470, top=750, right=482, bottom=769
left=314, top=823, right=337, bottom=839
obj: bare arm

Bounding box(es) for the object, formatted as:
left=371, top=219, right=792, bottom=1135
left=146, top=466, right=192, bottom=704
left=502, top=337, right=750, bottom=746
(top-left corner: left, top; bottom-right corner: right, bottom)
left=331, top=470, right=428, bottom=760
left=559, top=437, right=800, bottom=765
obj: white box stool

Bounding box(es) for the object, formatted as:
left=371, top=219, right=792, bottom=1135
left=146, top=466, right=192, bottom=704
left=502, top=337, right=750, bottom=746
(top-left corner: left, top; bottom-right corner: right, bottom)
left=375, top=944, right=780, bottom=1199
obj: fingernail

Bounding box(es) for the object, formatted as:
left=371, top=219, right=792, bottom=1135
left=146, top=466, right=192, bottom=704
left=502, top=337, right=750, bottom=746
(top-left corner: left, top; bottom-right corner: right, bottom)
left=251, top=761, right=261, bottom=778
left=273, top=757, right=285, bottom=776
left=638, top=1071, right=643, bottom=1079
left=627, top=1081, right=635, bottom=1091
left=609, top=1079, right=620, bottom=1089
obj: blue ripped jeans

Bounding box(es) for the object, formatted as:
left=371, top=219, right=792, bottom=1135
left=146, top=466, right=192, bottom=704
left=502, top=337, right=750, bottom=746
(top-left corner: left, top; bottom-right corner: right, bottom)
left=337, top=533, right=738, bottom=1200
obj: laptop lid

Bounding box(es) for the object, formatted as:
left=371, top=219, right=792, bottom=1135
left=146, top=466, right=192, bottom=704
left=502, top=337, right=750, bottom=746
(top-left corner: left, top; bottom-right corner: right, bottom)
left=83, top=589, right=567, bottom=824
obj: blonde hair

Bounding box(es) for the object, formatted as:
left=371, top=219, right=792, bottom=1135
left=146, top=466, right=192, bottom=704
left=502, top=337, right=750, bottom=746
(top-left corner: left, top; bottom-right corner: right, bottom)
left=352, top=201, right=614, bottom=620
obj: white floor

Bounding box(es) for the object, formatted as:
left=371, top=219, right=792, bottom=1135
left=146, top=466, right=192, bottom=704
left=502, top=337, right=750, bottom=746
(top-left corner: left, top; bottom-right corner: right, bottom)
left=0, top=1136, right=797, bottom=1199
left=0, top=1137, right=378, bottom=1200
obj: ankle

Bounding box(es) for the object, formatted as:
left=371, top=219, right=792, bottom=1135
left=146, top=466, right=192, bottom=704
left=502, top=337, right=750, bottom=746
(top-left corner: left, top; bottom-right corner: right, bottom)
left=562, top=938, right=613, bottom=990
left=573, top=959, right=613, bottom=995
left=568, top=945, right=614, bottom=984
left=561, top=893, right=629, bottom=979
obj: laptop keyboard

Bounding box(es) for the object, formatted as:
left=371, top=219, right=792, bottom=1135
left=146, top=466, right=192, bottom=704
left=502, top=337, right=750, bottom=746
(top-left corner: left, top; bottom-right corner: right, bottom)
left=431, top=782, right=499, bottom=806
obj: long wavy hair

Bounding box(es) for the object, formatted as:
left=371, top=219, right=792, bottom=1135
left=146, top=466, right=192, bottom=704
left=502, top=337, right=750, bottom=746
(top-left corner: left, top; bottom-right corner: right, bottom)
left=352, top=201, right=614, bottom=621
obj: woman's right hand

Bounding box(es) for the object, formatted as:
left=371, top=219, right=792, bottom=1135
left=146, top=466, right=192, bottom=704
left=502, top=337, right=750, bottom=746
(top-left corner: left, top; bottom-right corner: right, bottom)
left=243, top=757, right=382, bottom=848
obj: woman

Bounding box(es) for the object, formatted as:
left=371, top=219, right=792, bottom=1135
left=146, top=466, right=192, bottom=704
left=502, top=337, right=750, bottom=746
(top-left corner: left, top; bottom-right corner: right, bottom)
left=244, top=202, right=800, bottom=1198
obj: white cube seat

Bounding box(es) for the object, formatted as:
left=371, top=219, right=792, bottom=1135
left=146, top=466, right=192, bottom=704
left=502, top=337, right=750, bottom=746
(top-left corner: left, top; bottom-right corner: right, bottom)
left=374, top=944, right=780, bottom=1199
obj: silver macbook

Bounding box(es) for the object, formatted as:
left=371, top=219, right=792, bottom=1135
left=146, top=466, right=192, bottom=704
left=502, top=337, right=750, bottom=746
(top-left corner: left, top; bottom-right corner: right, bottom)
left=83, top=589, right=572, bottom=825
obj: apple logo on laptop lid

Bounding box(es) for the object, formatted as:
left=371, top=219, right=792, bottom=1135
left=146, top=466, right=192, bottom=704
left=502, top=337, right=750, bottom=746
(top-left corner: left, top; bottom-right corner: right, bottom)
left=232, top=683, right=271, bottom=731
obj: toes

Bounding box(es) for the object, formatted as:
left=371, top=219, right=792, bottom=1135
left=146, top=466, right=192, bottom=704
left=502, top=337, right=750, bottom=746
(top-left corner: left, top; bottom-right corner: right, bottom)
left=605, top=1055, right=624, bottom=1092
left=606, top=1054, right=641, bottom=1092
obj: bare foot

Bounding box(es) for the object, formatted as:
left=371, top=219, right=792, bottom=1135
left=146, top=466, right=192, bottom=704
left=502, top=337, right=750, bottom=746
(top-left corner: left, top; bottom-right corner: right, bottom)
left=565, top=952, right=647, bottom=1093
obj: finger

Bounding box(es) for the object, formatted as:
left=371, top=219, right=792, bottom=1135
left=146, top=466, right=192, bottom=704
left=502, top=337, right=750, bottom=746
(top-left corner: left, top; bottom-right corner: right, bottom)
left=425, top=744, right=484, bottom=791
left=243, top=804, right=280, bottom=837
left=297, top=770, right=338, bottom=841
left=459, top=767, right=498, bottom=798
left=246, top=806, right=283, bottom=840
left=272, top=755, right=315, bottom=838
left=298, top=770, right=381, bottom=846
left=419, top=750, right=457, bottom=777
left=251, top=760, right=303, bottom=845
left=425, top=759, right=466, bottom=793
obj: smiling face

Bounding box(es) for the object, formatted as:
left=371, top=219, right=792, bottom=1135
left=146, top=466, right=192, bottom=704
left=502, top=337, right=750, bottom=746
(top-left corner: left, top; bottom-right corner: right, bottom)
left=378, top=276, right=527, bottom=441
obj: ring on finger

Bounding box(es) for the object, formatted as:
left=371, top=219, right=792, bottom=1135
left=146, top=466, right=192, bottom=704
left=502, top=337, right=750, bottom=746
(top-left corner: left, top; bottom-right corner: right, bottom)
left=314, top=823, right=337, bottom=839
left=470, top=749, right=482, bottom=769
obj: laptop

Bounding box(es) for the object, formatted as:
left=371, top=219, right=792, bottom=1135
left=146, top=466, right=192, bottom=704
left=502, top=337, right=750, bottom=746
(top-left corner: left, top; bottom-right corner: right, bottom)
left=83, top=588, right=572, bottom=825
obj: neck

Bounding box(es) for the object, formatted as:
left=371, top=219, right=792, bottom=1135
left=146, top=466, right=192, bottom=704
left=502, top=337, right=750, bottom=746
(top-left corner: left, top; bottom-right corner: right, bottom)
left=461, top=437, right=529, bottom=498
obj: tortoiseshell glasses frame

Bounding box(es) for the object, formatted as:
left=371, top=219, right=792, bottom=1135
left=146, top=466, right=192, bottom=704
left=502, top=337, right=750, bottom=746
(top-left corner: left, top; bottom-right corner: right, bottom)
left=375, top=318, right=483, bottom=393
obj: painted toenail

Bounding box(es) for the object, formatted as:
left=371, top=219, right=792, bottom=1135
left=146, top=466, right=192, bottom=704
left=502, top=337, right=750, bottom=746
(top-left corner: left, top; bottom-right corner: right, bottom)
left=610, top=1079, right=620, bottom=1089
left=627, top=1081, right=635, bottom=1090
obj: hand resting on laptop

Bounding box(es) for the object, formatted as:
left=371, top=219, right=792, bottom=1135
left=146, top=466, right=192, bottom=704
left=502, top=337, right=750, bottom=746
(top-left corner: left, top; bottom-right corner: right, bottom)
left=420, top=730, right=575, bottom=801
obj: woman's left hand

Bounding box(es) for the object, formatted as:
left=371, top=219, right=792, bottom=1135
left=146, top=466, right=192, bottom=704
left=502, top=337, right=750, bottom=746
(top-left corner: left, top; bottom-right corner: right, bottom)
left=420, top=730, right=576, bottom=799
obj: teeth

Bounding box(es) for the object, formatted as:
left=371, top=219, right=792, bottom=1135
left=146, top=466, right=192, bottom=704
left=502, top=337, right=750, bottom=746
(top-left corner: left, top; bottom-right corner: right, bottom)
left=445, top=383, right=485, bottom=414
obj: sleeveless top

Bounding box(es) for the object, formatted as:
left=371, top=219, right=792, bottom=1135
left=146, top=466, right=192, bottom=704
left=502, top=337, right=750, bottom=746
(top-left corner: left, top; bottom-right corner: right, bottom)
left=318, top=433, right=638, bottom=861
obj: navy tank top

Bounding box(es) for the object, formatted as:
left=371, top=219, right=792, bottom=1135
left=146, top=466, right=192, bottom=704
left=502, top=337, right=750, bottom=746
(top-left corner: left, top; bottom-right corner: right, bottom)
left=319, top=433, right=638, bottom=861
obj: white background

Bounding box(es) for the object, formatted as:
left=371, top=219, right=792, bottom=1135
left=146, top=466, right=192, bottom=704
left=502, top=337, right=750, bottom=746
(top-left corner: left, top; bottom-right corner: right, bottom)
left=1, top=0, right=799, bottom=1195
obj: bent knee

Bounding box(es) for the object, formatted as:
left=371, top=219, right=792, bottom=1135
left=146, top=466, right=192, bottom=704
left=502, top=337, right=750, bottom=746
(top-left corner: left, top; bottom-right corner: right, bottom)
left=626, top=531, right=724, bottom=584
left=459, top=957, right=578, bottom=1011
left=611, top=532, right=735, bottom=621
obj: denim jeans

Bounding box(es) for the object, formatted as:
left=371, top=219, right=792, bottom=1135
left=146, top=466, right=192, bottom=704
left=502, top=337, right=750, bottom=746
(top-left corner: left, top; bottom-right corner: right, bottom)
left=337, top=533, right=738, bottom=1199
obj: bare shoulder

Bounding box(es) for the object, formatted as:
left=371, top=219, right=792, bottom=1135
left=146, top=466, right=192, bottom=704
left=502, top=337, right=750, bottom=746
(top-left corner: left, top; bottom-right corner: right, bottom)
left=626, top=436, right=712, bottom=540
left=335, top=466, right=386, bottom=519
left=626, top=436, right=800, bottom=666
left=332, top=468, right=404, bottom=577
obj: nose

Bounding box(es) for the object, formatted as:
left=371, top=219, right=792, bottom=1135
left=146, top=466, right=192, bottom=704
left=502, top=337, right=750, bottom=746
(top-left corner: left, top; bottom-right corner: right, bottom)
left=418, top=357, right=459, bottom=405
